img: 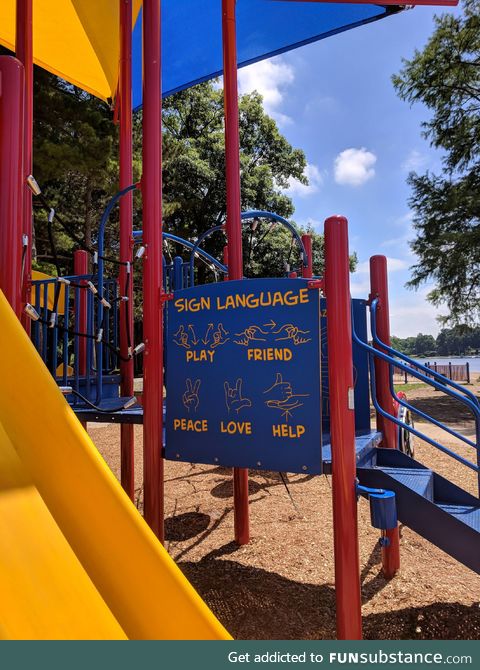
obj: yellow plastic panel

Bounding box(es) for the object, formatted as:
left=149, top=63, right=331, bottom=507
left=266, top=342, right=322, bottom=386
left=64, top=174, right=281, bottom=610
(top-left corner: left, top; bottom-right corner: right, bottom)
left=0, top=1, right=142, bottom=101
left=0, top=291, right=231, bottom=640
left=0, top=423, right=127, bottom=640
left=31, top=270, right=65, bottom=313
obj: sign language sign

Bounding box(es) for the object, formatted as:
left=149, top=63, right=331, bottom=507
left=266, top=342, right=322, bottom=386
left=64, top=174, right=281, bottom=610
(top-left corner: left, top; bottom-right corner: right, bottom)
left=166, top=278, right=323, bottom=474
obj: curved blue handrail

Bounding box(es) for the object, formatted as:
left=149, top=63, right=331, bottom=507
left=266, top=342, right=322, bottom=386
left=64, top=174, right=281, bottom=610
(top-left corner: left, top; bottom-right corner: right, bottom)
left=189, top=225, right=224, bottom=280
left=351, top=315, right=480, bottom=489
left=370, top=299, right=480, bottom=408
left=389, top=373, right=478, bottom=450
left=367, top=348, right=480, bottom=473
left=187, top=211, right=308, bottom=279
left=241, top=210, right=308, bottom=268
left=133, top=230, right=228, bottom=274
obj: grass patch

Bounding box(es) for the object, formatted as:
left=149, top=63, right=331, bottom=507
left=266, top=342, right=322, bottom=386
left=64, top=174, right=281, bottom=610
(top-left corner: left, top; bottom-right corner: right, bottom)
left=394, top=382, right=428, bottom=392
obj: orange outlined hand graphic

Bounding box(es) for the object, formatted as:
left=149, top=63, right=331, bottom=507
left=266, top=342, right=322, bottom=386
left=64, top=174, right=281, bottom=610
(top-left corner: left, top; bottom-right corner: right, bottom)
left=182, top=378, right=201, bottom=412
left=224, top=379, right=252, bottom=414
left=233, top=325, right=268, bottom=346
left=273, top=324, right=311, bottom=346
left=263, top=373, right=309, bottom=422
left=211, top=323, right=229, bottom=349
left=173, top=325, right=190, bottom=349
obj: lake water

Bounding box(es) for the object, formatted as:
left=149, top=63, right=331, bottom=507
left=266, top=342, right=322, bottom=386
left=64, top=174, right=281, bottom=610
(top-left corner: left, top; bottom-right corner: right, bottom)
left=412, top=356, right=480, bottom=373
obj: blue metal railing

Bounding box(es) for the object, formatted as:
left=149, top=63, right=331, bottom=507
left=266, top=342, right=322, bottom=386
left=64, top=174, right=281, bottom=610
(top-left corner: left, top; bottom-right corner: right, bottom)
left=370, top=299, right=480, bottom=409
left=241, top=210, right=308, bottom=269
left=187, top=210, right=309, bottom=280
left=351, top=303, right=480, bottom=493
left=132, top=230, right=228, bottom=285
left=31, top=274, right=119, bottom=408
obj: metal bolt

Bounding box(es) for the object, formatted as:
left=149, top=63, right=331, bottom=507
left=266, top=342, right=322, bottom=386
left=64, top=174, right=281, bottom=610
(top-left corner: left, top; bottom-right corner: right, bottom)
left=302, top=465, right=307, bottom=471
left=214, top=457, right=219, bottom=462
left=176, top=453, right=180, bottom=458
left=257, top=461, right=262, bottom=466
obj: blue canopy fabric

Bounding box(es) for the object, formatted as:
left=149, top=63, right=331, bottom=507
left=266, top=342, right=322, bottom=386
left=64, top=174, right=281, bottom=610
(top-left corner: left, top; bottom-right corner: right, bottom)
left=132, top=2, right=402, bottom=109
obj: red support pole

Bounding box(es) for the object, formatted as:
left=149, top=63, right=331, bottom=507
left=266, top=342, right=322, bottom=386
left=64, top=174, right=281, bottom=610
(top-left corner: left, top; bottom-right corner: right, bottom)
left=324, top=215, right=362, bottom=640
left=0, top=56, right=24, bottom=318
left=74, top=250, right=88, bottom=376
left=222, top=0, right=243, bottom=279
left=222, top=0, right=250, bottom=546
left=369, top=255, right=401, bottom=578
left=301, top=234, right=313, bottom=279
left=142, top=0, right=164, bottom=541
left=16, top=0, right=33, bottom=331
left=119, top=0, right=135, bottom=502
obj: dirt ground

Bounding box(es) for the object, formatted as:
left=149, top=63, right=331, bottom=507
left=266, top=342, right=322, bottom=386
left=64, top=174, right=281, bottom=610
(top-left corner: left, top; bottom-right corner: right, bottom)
left=88, top=383, right=480, bottom=640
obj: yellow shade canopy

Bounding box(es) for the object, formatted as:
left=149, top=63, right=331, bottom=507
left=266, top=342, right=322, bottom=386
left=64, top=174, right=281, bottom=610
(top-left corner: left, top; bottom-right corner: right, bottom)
left=0, top=1, right=142, bottom=101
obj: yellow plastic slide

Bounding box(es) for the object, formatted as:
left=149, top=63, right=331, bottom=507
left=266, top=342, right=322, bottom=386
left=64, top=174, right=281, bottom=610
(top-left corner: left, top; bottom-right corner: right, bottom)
left=0, top=291, right=231, bottom=640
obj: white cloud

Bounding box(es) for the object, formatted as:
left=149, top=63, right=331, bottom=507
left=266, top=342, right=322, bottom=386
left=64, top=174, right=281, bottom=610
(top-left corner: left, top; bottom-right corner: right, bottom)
left=334, top=148, right=377, bottom=187
left=350, top=276, right=371, bottom=299
left=355, top=257, right=408, bottom=275
left=390, top=289, right=448, bottom=338
left=351, top=256, right=409, bottom=299
left=284, top=163, right=324, bottom=198
left=238, top=57, right=294, bottom=126
left=402, top=149, right=428, bottom=173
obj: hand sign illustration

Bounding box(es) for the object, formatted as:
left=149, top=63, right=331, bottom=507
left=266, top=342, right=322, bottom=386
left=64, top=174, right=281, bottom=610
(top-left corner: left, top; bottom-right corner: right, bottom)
left=173, top=325, right=190, bottom=349
left=224, top=378, right=252, bottom=414
left=273, top=324, right=311, bottom=345
left=182, top=378, right=201, bottom=412
left=263, top=373, right=309, bottom=422
left=211, top=323, right=229, bottom=348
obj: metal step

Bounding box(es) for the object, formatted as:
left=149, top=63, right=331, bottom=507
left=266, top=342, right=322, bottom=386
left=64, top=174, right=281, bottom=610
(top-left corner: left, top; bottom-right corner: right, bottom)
left=437, top=503, right=480, bottom=532
left=358, top=448, right=480, bottom=575
left=377, top=466, right=434, bottom=501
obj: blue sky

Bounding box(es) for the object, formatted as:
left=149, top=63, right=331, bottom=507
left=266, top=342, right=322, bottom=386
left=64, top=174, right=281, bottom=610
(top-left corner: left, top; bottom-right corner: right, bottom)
left=236, top=5, right=461, bottom=338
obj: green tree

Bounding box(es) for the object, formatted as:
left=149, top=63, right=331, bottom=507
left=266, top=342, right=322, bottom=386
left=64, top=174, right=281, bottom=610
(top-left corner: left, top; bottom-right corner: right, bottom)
left=31, top=73, right=314, bottom=278
left=159, top=82, right=312, bottom=279
left=436, top=324, right=480, bottom=355
left=413, top=333, right=436, bottom=356
left=33, top=67, right=124, bottom=270
left=392, top=0, right=480, bottom=325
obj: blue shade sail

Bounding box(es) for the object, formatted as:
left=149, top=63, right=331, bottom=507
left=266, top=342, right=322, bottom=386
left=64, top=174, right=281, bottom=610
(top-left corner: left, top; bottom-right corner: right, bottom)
left=132, top=2, right=401, bottom=109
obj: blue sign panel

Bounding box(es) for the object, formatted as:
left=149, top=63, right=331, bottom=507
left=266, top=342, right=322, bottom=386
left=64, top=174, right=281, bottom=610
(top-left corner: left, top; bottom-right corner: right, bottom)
left=319, top=298, right=371, bottom=443
left=166, top=278, right=323, bottom=474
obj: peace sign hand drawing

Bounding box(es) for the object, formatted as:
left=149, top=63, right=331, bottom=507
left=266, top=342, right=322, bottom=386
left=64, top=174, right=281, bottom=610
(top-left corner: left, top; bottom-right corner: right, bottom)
left=224, top=378, right=252, bottom=414
left=183, top=378, right=201, bottom=412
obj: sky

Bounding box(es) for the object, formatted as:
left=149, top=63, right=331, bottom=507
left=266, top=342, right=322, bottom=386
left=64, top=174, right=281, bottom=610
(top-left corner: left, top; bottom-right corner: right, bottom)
left=235, top=4, right=462, bottom=338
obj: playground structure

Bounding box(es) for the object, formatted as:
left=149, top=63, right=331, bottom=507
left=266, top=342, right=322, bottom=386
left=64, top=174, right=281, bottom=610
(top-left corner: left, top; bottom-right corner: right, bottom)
left=0, top=0, right=475, bottom=642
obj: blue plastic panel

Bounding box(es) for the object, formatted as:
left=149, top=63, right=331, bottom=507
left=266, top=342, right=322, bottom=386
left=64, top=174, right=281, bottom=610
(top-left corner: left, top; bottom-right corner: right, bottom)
left=165, top=278, right=323, bottom=473
left=352, top=298, right=371, bottom=434
left=132, top=2, right=400, bottom=108
left=319, top=297, right=370, bottom=442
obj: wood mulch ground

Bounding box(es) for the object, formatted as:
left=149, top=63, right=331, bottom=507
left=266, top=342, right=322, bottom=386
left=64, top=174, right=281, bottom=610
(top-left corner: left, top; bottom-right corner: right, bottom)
left=89, top=383, right=480, bottom=640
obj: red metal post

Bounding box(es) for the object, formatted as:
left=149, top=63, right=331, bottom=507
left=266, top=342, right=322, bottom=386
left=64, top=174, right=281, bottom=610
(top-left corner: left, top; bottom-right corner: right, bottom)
left=74, top=250, right=88, bottom=375
left=222, top=0, right=243, bottom=278
left=222, top=0, right=250, bottom=546
left=301, top=234, right=313, bottom=279
left=119, top=0, right=135, bottom=501
left=369, top=255, right=401, bottom=578
left=16, top=0, right=33, bottom=330
left=142, top=0, right=164, bottom=541
left=0, top=56, right=24, bottom=318
left=324, top=215, right=362, bottom=640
